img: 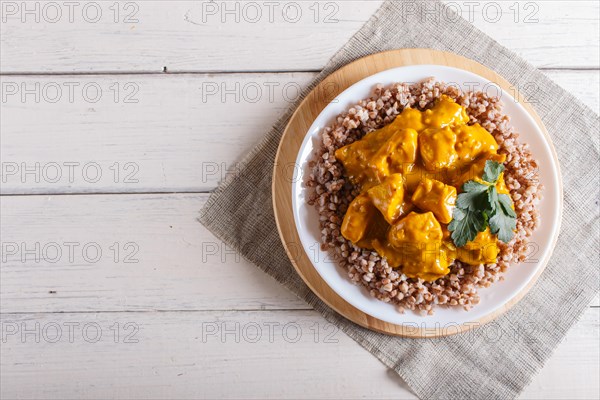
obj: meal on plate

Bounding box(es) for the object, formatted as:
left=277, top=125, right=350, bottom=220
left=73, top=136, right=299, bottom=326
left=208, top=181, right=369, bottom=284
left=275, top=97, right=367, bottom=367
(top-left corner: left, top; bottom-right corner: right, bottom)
left=307, top=78, right=542, bottom=314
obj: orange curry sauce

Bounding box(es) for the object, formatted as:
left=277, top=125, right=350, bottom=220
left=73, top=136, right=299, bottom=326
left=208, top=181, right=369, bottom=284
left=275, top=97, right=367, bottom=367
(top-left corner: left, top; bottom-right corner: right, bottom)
left=335, top=96, right=511, bottom=281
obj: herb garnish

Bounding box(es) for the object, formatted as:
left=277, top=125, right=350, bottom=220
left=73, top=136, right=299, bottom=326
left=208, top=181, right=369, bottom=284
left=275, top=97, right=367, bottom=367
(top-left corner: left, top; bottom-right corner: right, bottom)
left=448, top=160, right=516, bottom=247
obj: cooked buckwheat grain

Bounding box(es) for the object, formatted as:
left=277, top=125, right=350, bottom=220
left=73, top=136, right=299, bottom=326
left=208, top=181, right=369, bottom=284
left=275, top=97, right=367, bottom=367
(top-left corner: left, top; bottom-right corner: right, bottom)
left=306, top=78, right=542, bottom=314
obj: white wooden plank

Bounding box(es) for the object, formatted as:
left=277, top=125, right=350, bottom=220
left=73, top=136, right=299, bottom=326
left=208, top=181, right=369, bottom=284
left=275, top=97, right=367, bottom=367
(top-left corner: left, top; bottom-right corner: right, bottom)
left=0, top=193, right=308, bottom=313
left=2, top=70, right=597, bottom=194
left=0, top=0, right=383, bottom=73
left=1, top=1, right=598, bottom=73
left=0, top=308, right=597, bottom=399
left=0, top=72, right=315, bottom=194
left=2, top=193, right=598, bottom=313
left=0, top=310, right=417, bottom=399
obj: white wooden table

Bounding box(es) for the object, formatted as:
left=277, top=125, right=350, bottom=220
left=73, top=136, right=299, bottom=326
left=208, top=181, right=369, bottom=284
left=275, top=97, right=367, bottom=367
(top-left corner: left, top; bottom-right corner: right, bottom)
left=1, top=1, right=598, bottom=398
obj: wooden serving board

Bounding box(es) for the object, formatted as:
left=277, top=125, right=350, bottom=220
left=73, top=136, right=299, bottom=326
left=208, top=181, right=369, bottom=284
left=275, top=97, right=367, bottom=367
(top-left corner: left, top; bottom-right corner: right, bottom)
left=272, top=49, right=553, bottom=337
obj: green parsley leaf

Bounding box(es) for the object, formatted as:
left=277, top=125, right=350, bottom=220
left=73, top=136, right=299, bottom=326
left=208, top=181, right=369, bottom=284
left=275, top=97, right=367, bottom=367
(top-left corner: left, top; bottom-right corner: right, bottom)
left=489, top=194, right=517, bottom=242
left=487, top=185, right=499, bottom=212
left=456, top=181, right=488, bottom=211
left=497, top=193, right=517, bottom=218
left=448, top=162, right=516, bottom=247
left=482, top=160, right=505, bottom=184
left=462, top=180, right=489, bottom=193
left=448, top=207, right=487, bottom=248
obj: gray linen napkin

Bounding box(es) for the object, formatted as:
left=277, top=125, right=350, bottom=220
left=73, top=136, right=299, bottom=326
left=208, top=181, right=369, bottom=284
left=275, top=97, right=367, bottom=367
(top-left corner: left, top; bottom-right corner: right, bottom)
left=200, top=1, right=600, bottom=398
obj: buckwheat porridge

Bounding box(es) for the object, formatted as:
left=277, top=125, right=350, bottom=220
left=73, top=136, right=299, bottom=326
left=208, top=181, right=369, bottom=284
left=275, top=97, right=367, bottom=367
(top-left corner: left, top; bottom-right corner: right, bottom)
left=306, top=78, right=542, bottom=315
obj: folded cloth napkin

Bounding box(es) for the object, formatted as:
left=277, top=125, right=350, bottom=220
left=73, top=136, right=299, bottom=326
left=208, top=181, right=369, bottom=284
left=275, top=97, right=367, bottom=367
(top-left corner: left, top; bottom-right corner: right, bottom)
left=200, top=1, right=599, bottom=398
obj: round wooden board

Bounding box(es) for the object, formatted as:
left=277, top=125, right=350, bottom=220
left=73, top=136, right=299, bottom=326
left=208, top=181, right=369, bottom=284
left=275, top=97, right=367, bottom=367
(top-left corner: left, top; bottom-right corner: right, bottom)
left=272, top=49, right=560, bottom=337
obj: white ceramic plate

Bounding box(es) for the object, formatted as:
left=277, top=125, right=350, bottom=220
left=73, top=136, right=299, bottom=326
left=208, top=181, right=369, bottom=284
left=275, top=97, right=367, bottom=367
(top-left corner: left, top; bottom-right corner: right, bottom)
left=292, top=65, right=562, bottom=328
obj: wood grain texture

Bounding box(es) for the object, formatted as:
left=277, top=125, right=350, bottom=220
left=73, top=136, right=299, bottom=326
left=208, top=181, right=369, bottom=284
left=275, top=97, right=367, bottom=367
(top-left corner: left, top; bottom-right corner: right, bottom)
left=1, top=1, right=598, bottom=397
left=0, top=309, right=597, bottom=400
left=272, top=49, right=561, bottom=337
left=1, top=1, right=598, bottom=73
left=0, top=73, right=315, bottom=194
left=0, top=310, right=417, bottom=400
left=2, top=192, right=596, bottom=313
left=0, top=193, right=308, bottom=313
left=1, top=71, right=597, bottom=194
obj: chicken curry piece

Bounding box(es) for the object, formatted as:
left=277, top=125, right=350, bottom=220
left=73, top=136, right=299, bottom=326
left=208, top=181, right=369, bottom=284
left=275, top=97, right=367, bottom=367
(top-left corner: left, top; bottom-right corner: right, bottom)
left=335, top=95, right=508, bottom=281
